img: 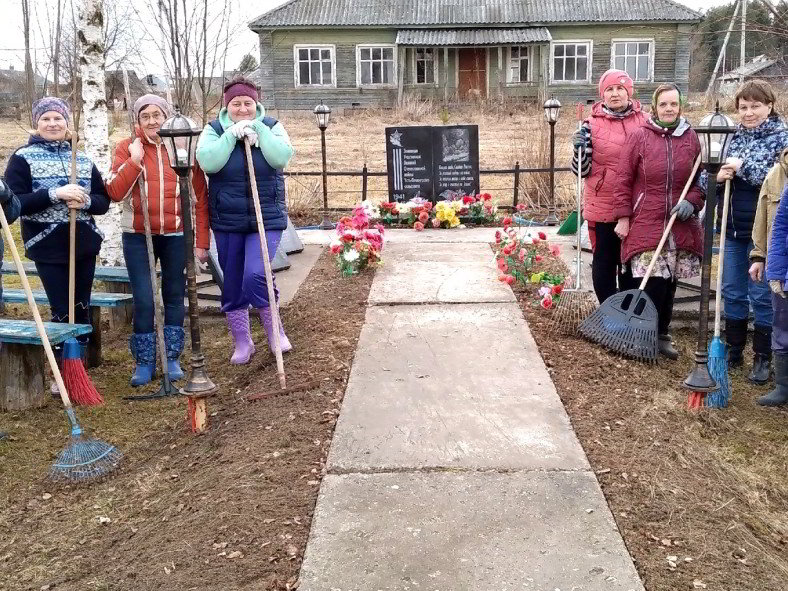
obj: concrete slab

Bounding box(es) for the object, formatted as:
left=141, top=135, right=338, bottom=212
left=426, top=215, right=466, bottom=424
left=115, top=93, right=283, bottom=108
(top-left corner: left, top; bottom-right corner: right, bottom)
left=299, top=471, right=644, bottom=591
left=327, top=303, right=589, bottom=472
left=368, top=243, right=515, bottom=304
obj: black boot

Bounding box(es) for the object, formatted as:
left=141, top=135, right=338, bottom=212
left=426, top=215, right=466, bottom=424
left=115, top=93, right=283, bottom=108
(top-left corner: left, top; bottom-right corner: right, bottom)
left=658, top=334, right=679, bottom=360
left=725, top=318, right=748, bottom=368
left=749, top=324, right=772, bottom=385
left=758, top=352, right=788, bottom=406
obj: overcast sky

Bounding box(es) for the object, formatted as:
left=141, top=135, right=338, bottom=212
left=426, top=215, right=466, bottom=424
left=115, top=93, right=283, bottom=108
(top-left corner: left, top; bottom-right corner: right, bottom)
left=0, top=0, right=735, bottom=77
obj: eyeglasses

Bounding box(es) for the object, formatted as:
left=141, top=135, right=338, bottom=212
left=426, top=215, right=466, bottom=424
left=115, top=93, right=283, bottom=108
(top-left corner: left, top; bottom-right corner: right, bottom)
left=139, top=112, right=165, bottom=123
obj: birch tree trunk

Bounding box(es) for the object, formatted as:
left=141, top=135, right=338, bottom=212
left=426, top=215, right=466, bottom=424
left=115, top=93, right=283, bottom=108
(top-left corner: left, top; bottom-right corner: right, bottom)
left=79, top=0, right=123, bottom=266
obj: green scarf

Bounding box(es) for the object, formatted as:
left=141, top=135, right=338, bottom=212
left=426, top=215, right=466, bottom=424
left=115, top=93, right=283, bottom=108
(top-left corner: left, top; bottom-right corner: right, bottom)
left=653, top=117, right=680, bottom=129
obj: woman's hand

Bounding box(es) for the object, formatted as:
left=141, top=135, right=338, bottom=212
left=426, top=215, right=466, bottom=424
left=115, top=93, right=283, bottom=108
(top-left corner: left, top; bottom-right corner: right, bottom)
left=716, top=164, right=737, bottom=183
left=195, top=247, right=209, bottom=263
left=129, top=138, right=144, bottom=166
left=614, top=217, right=630, bottom=239
left=55, top=184, right=87, bottom=204
left=749, top=261, right=765, bottom=282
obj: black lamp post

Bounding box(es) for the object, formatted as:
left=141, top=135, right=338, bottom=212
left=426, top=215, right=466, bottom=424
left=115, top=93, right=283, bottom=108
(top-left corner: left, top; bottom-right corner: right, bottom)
left=543, top=97, right=561, bottom=226
left=314, top=101, right=333, bottom=230
left=683, top=104, right=736, bottom=393
left=158, top=108, right=217, bottom=399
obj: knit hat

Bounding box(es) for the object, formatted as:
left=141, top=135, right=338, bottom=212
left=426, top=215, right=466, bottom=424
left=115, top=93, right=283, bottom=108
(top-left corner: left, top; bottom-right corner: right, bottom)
left=133, top=94, right=171, bottom=121
left=32, top=97, right=69, bottom=127
left=598, top=69, right=634, bottom=98
left=223, top=79, right=259, bottom=105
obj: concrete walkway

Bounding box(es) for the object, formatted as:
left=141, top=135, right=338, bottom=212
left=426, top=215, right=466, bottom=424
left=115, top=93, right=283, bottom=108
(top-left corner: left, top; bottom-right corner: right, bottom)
left=298, top=229, right=644, bottom=590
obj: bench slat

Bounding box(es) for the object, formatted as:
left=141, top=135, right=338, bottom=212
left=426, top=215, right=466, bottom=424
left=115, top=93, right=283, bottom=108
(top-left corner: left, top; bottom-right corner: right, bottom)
left=1, top=288, right=134, bottom=308
left=0, top=320, right=93, bottom=345
left=1, top=262, right=135, bottom=283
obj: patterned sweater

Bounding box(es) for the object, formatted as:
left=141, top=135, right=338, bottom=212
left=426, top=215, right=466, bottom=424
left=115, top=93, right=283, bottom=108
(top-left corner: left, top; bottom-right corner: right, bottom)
left=4, top=135, right=110, bottom=263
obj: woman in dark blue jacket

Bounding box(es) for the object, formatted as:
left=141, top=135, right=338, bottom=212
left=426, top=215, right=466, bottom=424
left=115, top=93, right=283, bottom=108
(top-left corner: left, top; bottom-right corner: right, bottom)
left=0, top=179, right=21, bottom=314
left=195, top=77, right=294, bottom=365
left=4, top=97, right=110, bottom=345
left=763, top=185, right=788, bottom=405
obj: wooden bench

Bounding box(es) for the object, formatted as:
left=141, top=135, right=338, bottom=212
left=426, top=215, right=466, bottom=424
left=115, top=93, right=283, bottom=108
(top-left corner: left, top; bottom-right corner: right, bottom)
left=1, top=263, right=138, bottom=328
left=1, top=289, right=134, bottom=368
left=0, top=320, right=93, bottom=411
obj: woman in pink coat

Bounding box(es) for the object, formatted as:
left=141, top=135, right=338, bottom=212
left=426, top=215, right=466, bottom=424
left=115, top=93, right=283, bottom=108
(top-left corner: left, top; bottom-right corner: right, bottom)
left=612, top=83, right=704, bottom=359
left=571, top=69, right=648, bottom=304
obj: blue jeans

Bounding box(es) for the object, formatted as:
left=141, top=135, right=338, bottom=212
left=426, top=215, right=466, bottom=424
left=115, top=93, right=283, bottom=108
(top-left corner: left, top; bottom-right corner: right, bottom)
left=722, top=238, right=773, bottom=325
left=122, top=232, right=186, bottom=334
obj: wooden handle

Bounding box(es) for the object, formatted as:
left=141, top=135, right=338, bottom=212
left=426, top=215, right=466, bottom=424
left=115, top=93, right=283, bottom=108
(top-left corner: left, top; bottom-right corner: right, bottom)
left=243, top=138, right=286, bottom=389
left=713, top=180, right=732, bottom=337
left=638, top=154, right=702, bottom=290
left=0, top=202, right=72, bottom=409
left=69, top=143, right=77, bottom=324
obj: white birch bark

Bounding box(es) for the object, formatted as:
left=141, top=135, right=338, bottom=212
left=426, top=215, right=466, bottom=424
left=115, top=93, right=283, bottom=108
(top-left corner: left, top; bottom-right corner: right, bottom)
left=79, top=0, right=123, bottom=266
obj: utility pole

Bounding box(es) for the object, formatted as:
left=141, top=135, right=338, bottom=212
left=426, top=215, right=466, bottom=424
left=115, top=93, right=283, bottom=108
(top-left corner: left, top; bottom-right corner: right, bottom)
left=740, top=0, right=747, bottom=82
left=706, top=0, right=742, bottom=96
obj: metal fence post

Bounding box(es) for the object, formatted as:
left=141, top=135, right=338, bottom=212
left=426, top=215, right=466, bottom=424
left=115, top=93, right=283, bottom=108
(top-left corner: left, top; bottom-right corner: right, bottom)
left=362, top=163, right=368, bottom=202
left=512, top=161, right=520, bottom=207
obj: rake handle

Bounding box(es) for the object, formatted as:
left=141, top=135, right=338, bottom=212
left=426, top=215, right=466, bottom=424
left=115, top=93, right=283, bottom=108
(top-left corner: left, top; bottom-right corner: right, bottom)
left=713, top=180, right=731, bottom=338
left=575, top=103, right=584, bottom=289
left=637, top=154, right=702, bottom=290
left=243, top=137, right=286, bottom=389
left=68, top=81, right=81, bottom=326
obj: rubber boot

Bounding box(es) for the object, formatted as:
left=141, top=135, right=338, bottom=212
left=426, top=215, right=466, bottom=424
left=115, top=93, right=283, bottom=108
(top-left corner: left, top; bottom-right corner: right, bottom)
left=226, top=308, right=255, bottom=364
left=658, top=334, right=679, bottom=360
left=258, top=306, right=292, bottom=353
left=749, top=323, right=772, bottom=385
left=129, top=332, right=156, bottom=387
left=758, top=352, right=788, bottom=406
left=163, top=325, right=185, bottom=380
left=725, top=318, right=748, bottom=368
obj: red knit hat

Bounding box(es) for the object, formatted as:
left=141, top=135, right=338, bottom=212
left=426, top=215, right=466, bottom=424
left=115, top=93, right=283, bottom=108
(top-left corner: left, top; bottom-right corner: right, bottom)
left=598, top=69, right=634, bottom=98
left=223, top=78, right=259, bottom=105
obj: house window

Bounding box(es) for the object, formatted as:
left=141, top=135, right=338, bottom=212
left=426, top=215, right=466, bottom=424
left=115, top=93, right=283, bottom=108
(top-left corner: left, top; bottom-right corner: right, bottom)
left=508, top=46, right=532, bottom=83
left=357, top=45, right=396, bottom=86
left=552, top=41, right=591, bottom=83
left=612, top=40, right=652, bottom=82
left=414, top=48, right=436, bottom=85
left=294, top=45, right=335, bottom=87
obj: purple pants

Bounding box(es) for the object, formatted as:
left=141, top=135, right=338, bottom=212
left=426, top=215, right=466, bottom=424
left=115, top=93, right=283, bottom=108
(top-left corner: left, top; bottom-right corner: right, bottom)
left=773, top=293, right=788, bottom=354
left=215, top=230, right=283, bottom=313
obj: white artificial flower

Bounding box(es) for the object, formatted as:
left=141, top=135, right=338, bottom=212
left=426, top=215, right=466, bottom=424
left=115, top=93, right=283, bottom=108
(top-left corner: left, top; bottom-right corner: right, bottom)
left=343, top=249, right=360, bottom=262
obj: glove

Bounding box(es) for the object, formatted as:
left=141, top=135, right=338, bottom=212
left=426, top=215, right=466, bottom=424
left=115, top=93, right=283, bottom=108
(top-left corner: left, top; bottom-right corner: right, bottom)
left=227, top=121, right=253, bottom=139
left=242, top=125, right=259, bottom=147
left=670, top=200, right=695, bottom=221
left=770, top=280, right=786, bottom=298
left=571, top=128, right=589, bottom=148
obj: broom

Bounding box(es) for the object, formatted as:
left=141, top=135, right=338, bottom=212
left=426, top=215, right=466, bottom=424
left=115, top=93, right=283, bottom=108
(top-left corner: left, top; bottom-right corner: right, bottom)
left=551, top=103, right=595, bottom=334
left=243, top=136, right=286, bottom=389
left=706, top=179, right=732, bottom=408
left=61, top=87, right=103, bottom=406
left=579, top=155, right=702, bottom=362
left=0, top=202, right=121, bottom=482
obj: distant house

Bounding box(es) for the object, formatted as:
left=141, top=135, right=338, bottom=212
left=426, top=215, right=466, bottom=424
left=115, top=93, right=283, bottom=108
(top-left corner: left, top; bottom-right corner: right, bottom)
left=249, top=0, right=701, bottom=110
left=0, top=66, right=49, bottom=106
left=718, top=55, right=788, bottom=96
left=105, top=70, right=150, bottom=109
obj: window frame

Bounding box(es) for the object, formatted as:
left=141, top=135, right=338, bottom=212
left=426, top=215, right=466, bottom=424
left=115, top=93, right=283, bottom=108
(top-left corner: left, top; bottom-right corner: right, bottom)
left=550, top=40, right=593, bottom=85
left=507, top=45, right=534, bottom=85
left=411, top=47, right=439, bottom=86
left=293, top=44, right=337, bottom=88
left=356, top=43, right=398, bottom=88
left=610, top=38, right=655, bottom=83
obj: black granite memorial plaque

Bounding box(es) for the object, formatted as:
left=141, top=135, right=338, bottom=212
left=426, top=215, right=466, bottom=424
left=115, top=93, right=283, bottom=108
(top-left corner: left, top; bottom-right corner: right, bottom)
left=385, top=126, right=433, bottom=202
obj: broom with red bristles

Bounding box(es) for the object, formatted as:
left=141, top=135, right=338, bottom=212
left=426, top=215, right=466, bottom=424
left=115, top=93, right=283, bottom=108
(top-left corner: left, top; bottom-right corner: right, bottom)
left=61, top=88, right=103, bottom=406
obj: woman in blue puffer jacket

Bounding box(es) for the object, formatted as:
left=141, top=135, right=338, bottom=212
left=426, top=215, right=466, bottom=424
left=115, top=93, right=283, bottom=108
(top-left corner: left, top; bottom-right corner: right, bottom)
left=195, top=76, right=294, bottom=366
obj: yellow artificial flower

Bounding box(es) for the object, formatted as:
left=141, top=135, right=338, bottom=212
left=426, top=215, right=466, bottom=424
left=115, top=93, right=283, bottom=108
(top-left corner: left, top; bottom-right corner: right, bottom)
left=449, top=216, right=460, bottom=228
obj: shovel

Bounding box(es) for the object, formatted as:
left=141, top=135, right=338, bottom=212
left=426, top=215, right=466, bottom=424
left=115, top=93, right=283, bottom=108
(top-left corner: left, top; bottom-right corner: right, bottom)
left=579, top=155, right=701, bottom=362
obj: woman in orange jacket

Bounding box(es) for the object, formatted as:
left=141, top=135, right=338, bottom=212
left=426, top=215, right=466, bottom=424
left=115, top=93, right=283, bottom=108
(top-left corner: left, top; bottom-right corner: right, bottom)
left=106, top=94, right=209, bottom=386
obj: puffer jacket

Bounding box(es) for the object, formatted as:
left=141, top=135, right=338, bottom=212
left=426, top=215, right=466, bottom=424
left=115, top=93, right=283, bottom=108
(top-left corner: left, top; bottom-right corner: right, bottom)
left=106, top=127, right=209, bottom=246
left=766, top=183, right=788, bottom=283
left=750, top=148, right=788, bottom=263
left=613, top=117, right=704, bottom=264
left=581, top=100, right=648, bottom=223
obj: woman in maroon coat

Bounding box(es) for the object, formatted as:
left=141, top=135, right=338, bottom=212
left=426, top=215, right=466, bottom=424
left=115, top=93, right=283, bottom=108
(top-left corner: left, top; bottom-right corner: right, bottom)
left=613, top=84, right=704, bottom=359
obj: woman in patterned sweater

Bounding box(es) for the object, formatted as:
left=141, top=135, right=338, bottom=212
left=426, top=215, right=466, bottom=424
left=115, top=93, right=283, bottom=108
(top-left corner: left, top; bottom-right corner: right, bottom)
left=3, top=97, right=109, bottom=348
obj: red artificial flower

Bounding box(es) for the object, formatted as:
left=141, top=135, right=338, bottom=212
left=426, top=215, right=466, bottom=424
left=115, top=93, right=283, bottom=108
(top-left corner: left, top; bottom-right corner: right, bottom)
left=495, top=230, right=502, bottom=243
left=503, top=243, right=515, bottom=255
left=518, top=248, right=526, bottom=262
left=516, top=203, right=526, bottom=212
left=414, top=221, right=425, bottom=231
left=541, top=295, right=553, bottom=309
left=504, top=274, right=515, bottom=285
left=538, top=231, right=547, bottom=241
left=498, top=272, right=507, bottom=282
left=330, top=243, right=342, bottom=254
left=418, top=211, right=429, bottom=223
left=497, top=258, right=508, bottom=272
left=534, top=255, right=543, bottom=262
left=551, top=284, right=563, bottom=296
left=502, top=216, right=512, bottom=228
left=375, top=223, right=386, bottom=234
left=339, top=216, right=352, bottom=224
left=432, top=218, right=440, bottom=228
left=462, top=195, right=475, bottom=205
left=550, top=244, right=561, bottom=256
left=391, top=208, right=399, bottom=215
left=341, top=232, right=355, bottom=243
left=481, top=193, right=492, bottom=202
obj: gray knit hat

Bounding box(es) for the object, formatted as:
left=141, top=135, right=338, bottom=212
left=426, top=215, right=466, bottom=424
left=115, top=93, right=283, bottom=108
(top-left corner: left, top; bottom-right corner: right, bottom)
left=133, top=94, right=171, bottom=121
left=32, top=97, right=70, bottom=127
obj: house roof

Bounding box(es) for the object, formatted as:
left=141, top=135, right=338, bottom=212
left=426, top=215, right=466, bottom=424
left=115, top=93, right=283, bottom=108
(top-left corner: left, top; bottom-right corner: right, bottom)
left=719, top=55, right=778, bottom=81
left=250, top=0, right=702, bottom=29
left=396, top=27, right=551, bottom=46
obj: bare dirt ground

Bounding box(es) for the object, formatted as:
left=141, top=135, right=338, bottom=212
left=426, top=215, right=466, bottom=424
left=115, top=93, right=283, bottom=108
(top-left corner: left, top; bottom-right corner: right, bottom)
left=0, top=252, right=373, bottom=590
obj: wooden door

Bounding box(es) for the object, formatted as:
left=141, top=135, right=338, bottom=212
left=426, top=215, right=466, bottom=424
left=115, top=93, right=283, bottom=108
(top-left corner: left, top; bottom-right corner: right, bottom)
left=457, top=48, right=486, bottom=99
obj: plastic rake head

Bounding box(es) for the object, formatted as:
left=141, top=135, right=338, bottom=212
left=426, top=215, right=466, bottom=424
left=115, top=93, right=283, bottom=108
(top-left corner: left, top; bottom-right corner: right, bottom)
left=50, top=434, right=123, bottom=483
left=706, top=337, right=730, bottom=408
